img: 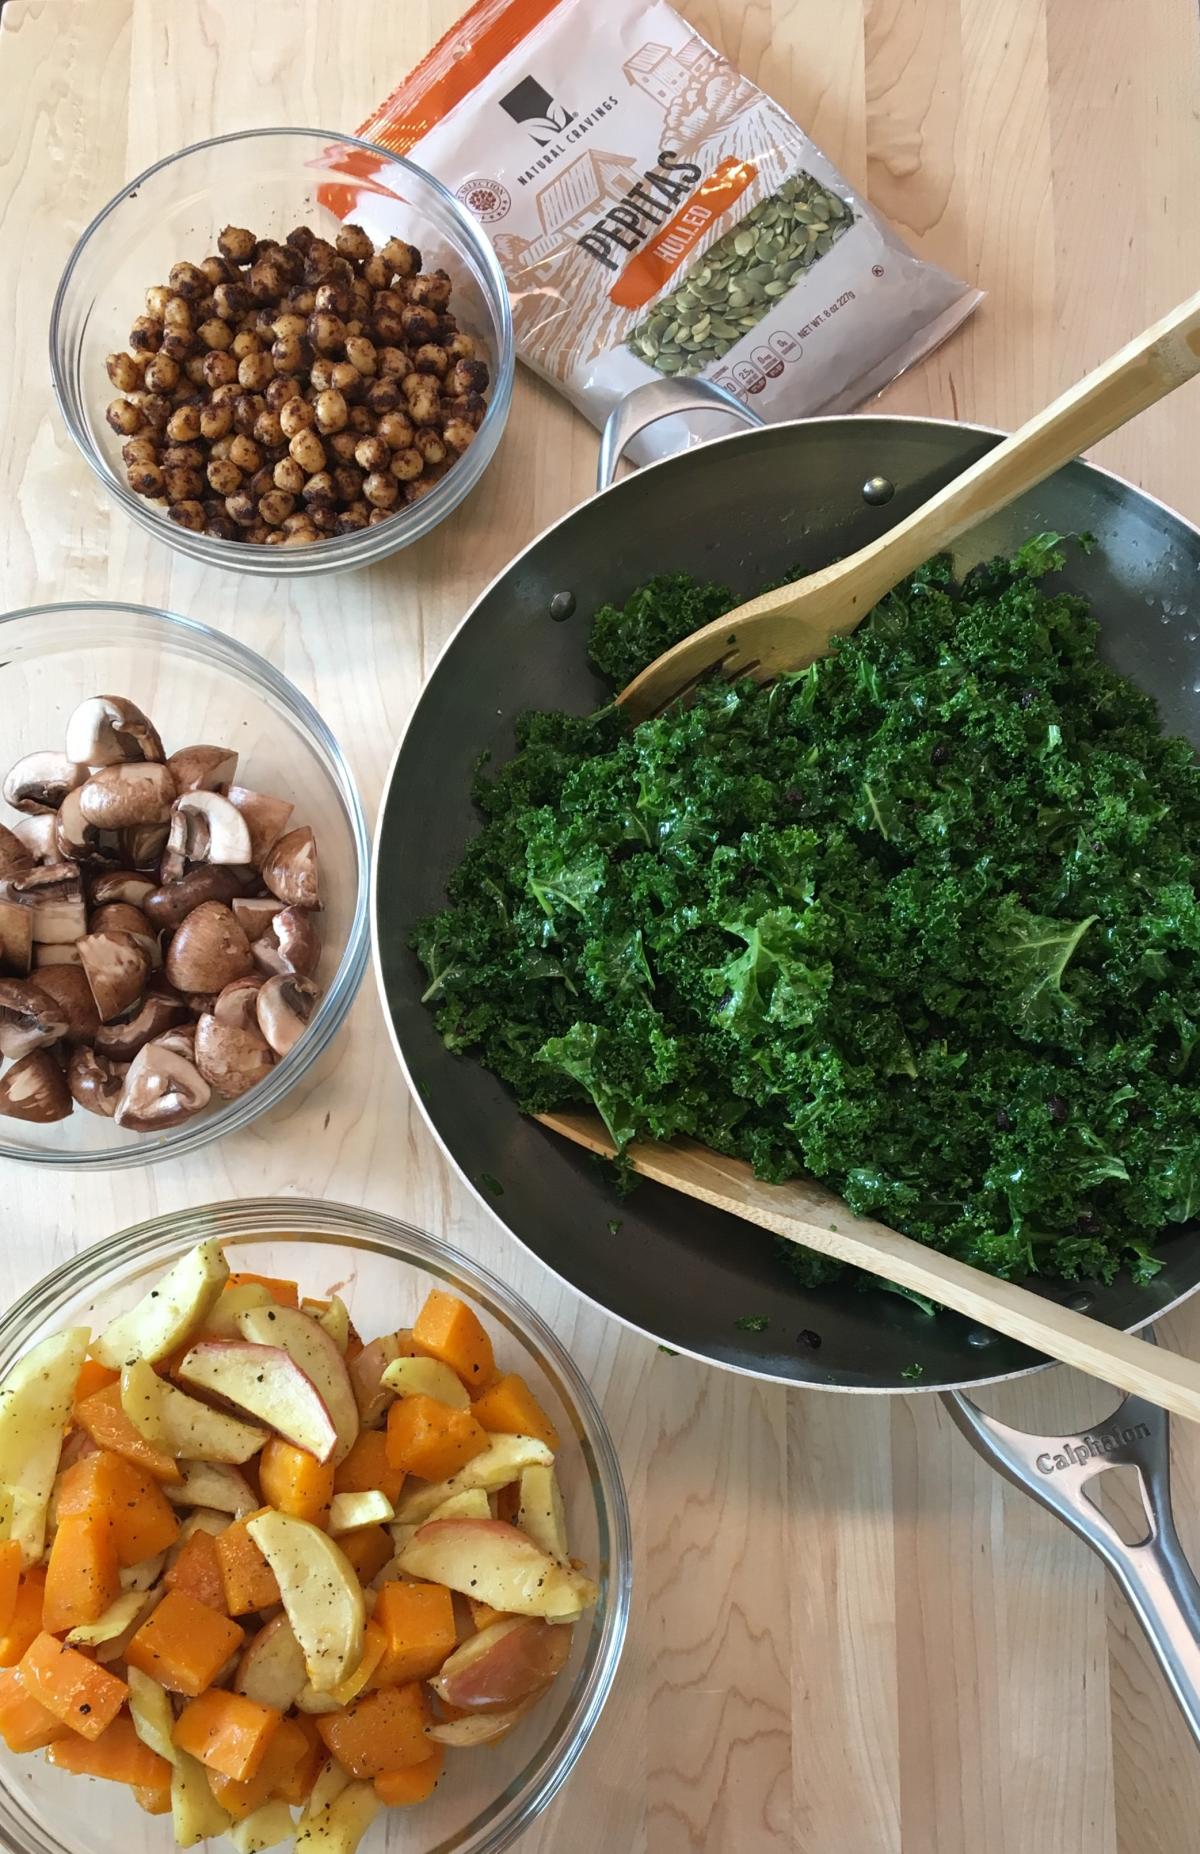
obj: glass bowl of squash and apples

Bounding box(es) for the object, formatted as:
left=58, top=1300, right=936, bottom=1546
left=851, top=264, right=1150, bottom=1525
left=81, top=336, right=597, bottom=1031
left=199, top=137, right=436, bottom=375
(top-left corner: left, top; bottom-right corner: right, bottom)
left=0, top=1201, right=630, bottom=1854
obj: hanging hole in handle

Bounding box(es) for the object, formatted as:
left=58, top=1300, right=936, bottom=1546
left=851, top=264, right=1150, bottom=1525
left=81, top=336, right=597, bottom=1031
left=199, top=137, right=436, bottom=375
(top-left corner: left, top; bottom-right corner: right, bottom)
left=1081, top=1463, right=1155, bottom=1546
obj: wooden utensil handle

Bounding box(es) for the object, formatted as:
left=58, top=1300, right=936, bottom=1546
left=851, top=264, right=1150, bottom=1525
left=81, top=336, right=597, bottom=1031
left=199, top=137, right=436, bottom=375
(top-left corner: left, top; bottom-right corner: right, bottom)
left=539, top=1112, right=1200, bottom=1423
left=839, top=287, right=1200, bottom=611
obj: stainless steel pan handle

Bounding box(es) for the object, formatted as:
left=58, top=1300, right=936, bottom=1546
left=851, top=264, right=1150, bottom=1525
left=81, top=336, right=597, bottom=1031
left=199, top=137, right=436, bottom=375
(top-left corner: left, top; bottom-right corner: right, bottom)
left=596, top=378, right=762, bottom=490
left=943, top=1335, right=1200, bottom=1746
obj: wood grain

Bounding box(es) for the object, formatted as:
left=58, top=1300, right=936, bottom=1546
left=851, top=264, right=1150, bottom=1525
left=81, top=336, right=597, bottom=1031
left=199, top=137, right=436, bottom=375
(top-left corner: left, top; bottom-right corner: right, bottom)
left=1, top=1, right=1199, bottom=1849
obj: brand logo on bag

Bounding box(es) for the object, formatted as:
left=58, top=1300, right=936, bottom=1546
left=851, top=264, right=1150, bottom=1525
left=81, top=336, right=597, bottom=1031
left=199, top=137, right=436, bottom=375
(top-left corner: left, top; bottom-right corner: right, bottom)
left=1034, top=1422, right=1151, bottom=1473
left=455, top=178, right=512, bottom=223
left=498, top=76, right=576, bottom=146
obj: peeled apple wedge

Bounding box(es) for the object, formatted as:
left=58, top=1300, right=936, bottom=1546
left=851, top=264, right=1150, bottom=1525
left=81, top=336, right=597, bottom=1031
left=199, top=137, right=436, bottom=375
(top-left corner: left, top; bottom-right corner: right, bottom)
left=178, top=1340, right=339, bottom=1463
left=200, top=1282, right=273, bottom=1340
left=328, top=1490, right=394, bottom=1535
left=380, top=1355, right=470, bottom=1409
left=297, top=1779, right=381, bottom=1854
left=303, top=1295, right=351, bottom=1355
left=247, top=1508, right=364, bottom=1693
left=165, top=1459, right=257, bottom=1517
left=128, top=1665, right=232, bottom=1845
left=127, top=1666, right=180, bottom=1765
left=517, top=1462, right=569, bottom=1561
left=237, top=1305, right=359, bottom=1464
left=428, top=1699, right=535, bottom=1746
left=397, top=1517, right=598, bottom=1622
left=65, top=1588, right=153, bottom=1648
left=121, top=1359, right=267, bottom=1463
left=392, top=1432, right=554, bottom=1526
left=231, top=1800, right=296, bottom=1854
left=0, top=1325, right=89, bottom=1563
left=92, top=1239, right=229, bottom=1368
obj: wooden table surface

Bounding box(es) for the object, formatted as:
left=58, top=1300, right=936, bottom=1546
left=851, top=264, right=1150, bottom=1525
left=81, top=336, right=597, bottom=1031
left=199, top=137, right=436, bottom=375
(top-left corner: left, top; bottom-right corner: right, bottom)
left=2, top=1, right=1200, bottom=1848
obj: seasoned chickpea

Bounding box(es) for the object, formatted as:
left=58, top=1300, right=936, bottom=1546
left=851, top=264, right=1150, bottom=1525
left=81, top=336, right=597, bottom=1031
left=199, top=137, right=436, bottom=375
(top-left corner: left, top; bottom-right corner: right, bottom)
left=353, top=435, right=389, bottom=474
left=139, top=352, right=178, bottom=395
left=362, top=253, right=393, bottom=291
left=160, top=330, right=193, bottom=364
left=285, top=225, right=316, bottom=257
left=314, top=389, right=348, bottom=433
left=106, top=397, right=144, bottom=436
left=205, top=512, right=238, bottom=540
left=289, top=428, right=326, bottom=475
left=231, top=329, right=262, bottom=360
left=197, top=317, right=234, bottom=351
left=206, top=457, right=242, bottom=496
left=376, top=347, right=407, bottom=378
left=225, top=491, right=258, bottom=526
left=307, top=357, right=336, bottom=393
left=413, top=342, right=449, bottom=378
left=314, top=279, right=353, bottom=318
left=232, top=392, right=265, bottom=436
left=272, top=313, right=306, bottom=341
left=332, top=464, right=364, bottom=504
left=163, top=464, right=203, bottom=501
left=336, top=223, right=374, bottom=263
left=213, top=281, right=251, bottom=322
left=168, top=261, right=207, bottom=301
left=377, top=410, right=415, bottom=450
left=336, top=505, right=370, bottom=534
left=168, top=499, right=206, bottom=532
left=410, top=268, right=453, bottom=309
left=329, top=361, right=362, bottom=399
left=282, top=524, right=320, bottom=548
left=122, top=435, right=157, bottom=466
left=390, top=446, right=424, bottom=482
left=443, top=332, right=480, bottom=364
left=442, top=417, right=477, bottom=456
left=199, top=402, right=234, bottom=441
left=344, top=335, right=377, bottom=376
left=258, top=490, right=295, bottom=527
left=145, top=285, right=174, bottom=319
left=165, top=403, right=202, bottom=442
left=265, top=374, right=300, bottom=411
left=106, top=351, right=143, bottom=392
left=445, top=389, right=487, bottom=430
left=303, top=238, right=339, bottom=281
left=279, top=396, right=316, bottom=438
left=202, top=350, right=238, bottom=389
left=139, top=393, right=172, bottom=430
left=249, top=253, right=291, bottom=302
left=309, top=504, right=337, bottom=535
left=161, top=442, right=204, bottom=471
left=363, top=469, right=399, bottom=509
left=302, top=471, right=337, bottom=508
left=218, top=224, right=256, bottom=263
left=415, top=428, right=447, bottom=468
left=163, top=296, right=193, bottom=333
left=129, top=315, right=162, bottom=354
left=381, top=237, right=421, bottom=277
left=372, top=305, right=406, bottom=345
left=247, top=465, right=275, bottom=502
left=402, top=376, right=441, bottom=427
left=273, top=455, right=306, bottom=495
left=238, top=352, right=275, bottom=391
left=348, top=405, right=374, bottom=434
left=307, top=312, right=346, bottom=355
left=228, top=435, right=261, bottom=474
left=201, top=254, right=236, bottom=287
left=400, top=305, right=439, bottom=346
left=184, top=355, right=209, bottom=386
left=254, top=410, right=285, bottom=450
left=285, top=285, right=317, bottom=317
left=365, top=376, right=402, bottom=415
left=128, top=460, right=165, bottom=496
left=448, top=358, right=490, bottom=397
left=270, top=331, right=304, bottom=373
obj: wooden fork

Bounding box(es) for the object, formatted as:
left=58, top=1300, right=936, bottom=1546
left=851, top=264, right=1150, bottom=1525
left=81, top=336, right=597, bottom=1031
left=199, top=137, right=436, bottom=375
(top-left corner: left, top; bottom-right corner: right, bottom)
left=618, top=288, right=1200, bottom=719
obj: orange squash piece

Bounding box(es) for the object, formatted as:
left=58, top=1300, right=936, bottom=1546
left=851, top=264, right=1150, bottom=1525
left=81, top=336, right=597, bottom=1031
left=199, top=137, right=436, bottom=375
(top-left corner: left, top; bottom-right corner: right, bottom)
left=316, top=1682, right=432, bottom=1778
left=173, top=1687, right=282, bottom=1782
left=47, top=1713, right=171, bottom=1787
left=373, top=1582, right=456, bottom=1687
left=19, top=1632, right=128, bottom=1740
left=411, top=1289, right=495, bottom=1390
left=134, top=1779, right=173, bottom=1815
left=468, top=1597, right=511, bottom=1633
left=0, top=1540, right=23, bottom=1636
left=385, top=1395, right=489, bottom=1481
left=56, top=1449, right=181, bottom=1566
left=164, top=1528, right=227, bottom=1613
left=0, top=1666, right=69, bottom=1751
left=126, top=1589, right=245, bottom=1697
left=207, top=1715, right=311, bottom=1820
left=336, top=1525, right=393, bottom=1583
left=216, top=1512, right=281, bottom=1615
left=279, top=1714, right=325, bottom=1805
left=334, top=1431, right=405, bottom=1505
left=43, top=1514, right=122, bottom=1636
left=70, top=1388, right=182, bottom=1484
left=226, top=1273, right=299, bottom=1308
left=470, top=1373, right=561, bottom=1452
left=73, top=1359, right=120, bottom=1404
left=258, top=1439, right=334, bottom=1526
left=374, top=1743, right=444, bottom=1805
left=0, top=1569, right=47, bottom=1667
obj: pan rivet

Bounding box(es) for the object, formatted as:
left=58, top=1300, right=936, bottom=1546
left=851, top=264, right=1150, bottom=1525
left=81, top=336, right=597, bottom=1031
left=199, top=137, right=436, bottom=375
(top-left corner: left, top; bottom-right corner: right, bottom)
left=548, top=591, right=576, bottom=621
left=1064, top=1290, right=1094, bottom=1312
left=966, top=1327, right=997, bottom=1348
left=862, top=475, right=895, bottom=506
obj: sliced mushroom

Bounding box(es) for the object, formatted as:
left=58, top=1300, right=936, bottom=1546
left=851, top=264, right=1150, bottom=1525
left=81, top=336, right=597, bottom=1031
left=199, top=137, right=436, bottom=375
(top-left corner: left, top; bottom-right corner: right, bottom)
left=194, top=1012, right=274, bottom=1098
left=212, top=975, right=263, bottom=1033
left=94, top=990, right=185, bottom=1061
left=0, top=902, right=33, bottom=978
left=0, top=825, right=33, bottom=883
left=89, top=902, right=160, bottom=969
left=79, top=762, right=176, bottom=830
left=9, top=864, right=87, bottom=944
left=262, top=826, right=319, bottom=910
left=166, top=791, right=252, bottom=867
left=167, top=745, right=239, bottom=794
left=33, top=944, right=82, bottom=968
left=124, top=822, right=170, bottom=870
left=0, top=978, right=70, bottom=1060
left=64, top=696, right=164, bottom=767
left=164, top=900, right=253, bottom=995
left=142, top=865, right=246, bottom=932
left=55, top=787, right=118, bottom=864
left=0, top=1048, right=72, bottom=1122
left=255, top=973, right=320, bottom=1056
left=251, top=906, right=320, bottom=979
left=114, top=1042, right=210, bottom=1130
left=3, top=753, right=85, bottom=816
left=225, top=787, right=294, bottom=867
left=231, top=897, right=283, bottom=942
left=33, top=964, right=101, bottom=1046
left=77, top=929, right=151, bottom=1023
left=12, top=815, right=59, bottom=863
left=67, top=1046, right=126, bottom=1117
left=89, top=870, right=156, bottom=910
left=150, top=1024, right=197, bottom=1062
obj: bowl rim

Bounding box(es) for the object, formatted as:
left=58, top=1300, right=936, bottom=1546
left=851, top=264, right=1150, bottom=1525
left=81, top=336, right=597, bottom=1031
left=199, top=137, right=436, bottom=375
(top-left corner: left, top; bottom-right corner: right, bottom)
left=0, top=1197, right=632, bottom=1854
left=48, top=125, right=516, bottom=576
left=0, top=600, right=371, bottom=1168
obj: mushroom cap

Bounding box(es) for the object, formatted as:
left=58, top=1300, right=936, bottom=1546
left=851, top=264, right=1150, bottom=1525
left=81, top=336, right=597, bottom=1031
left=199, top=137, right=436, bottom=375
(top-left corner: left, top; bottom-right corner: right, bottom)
left=0, top=825, right=34, bottom=883
left=94, top=990, right=185, bottom=1061
left=79, top=762, right=177, bottom=829
left=30, top=964, right=101, bottom=1047
left=166, top=745, right=239, bottom=794
left=0, top=1048, right=72, bottom=1122
left=88, top=870, right=156, bottom=910
left=166, top=791, right=253, bottom=867
left=143, top=865, right=246, bottom=932
left=124, top=822, right=170, bottom=870
left=67, top=1046, right=126, bottom=1118
left=3, top=753, right=86, bottom=816
left=225, top=786, right=294, bottom=866
left=251, top=906, right=320, bottom=979
left=255, top=972, right=320, bottom=1057
left=150, top=1024, right=197, bottom=1062
left=0, top=901, right=33, bottom=979
left=55, top=788, right=104, bottom=863
left=231, top=897, right=283, bottom=942
left=9, top=864, right=87, bottom=945
left=89, top=902, right=160, bottom=968
left=77, top=929, right=151, bottom=1024
left=164, top=899, right=254, bottom=995
left=114, top=1042, right=210, bottom=1130
left=212, top=975, right=263, bottom=1033
left=0, top=977, right=70, bottom=1060
left=194, top=1012, right=274, bottom=1098
left=10, top=816, right=57, bottom=864
left=262, top=826, right=320, bottom=910
left=64, top=696, right=164, bottom=768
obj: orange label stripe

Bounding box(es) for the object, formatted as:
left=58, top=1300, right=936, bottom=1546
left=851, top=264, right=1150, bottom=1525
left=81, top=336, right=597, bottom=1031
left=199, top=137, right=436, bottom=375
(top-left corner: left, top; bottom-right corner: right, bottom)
left=608, top=158, right=759, bottom=313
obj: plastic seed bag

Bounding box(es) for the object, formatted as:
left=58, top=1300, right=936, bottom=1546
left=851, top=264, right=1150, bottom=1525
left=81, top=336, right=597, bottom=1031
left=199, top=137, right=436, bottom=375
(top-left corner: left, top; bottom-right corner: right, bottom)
left=354, top=0, right=982, bottom=463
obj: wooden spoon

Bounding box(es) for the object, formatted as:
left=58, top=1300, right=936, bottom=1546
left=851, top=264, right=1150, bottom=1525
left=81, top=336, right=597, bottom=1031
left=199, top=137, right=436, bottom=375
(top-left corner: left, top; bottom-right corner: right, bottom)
left=538, top=1110, right=1200, bottom=1422
left=619, top=288, right=1200, bottom=719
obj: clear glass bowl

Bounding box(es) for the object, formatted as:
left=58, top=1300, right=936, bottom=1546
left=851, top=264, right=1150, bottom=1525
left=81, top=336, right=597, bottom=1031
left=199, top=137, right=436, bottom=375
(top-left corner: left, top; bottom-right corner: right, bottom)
left=49, top=129, right=515, bottom=577
left=0, top=603, right=369, bottom=1166
left=0, top=1202, right=630, bottom=1854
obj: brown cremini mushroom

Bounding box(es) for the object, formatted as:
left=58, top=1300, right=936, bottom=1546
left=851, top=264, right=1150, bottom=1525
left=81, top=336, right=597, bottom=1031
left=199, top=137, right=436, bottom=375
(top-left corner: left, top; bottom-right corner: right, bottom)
left=164, top=899, right=253, bottom=994
left=114, top=1042, right=210, bottom=1130
left=251, top=906, right=319, bottom=979
left=79, top=762, right=176, bottom=830
left=77, top=929, right=151, bottom=1023
left=166, top=791, right=252, bottom=867
left=67, top=1046, right=127, bottom=1117
left=123, top=822, right=171, bottom=871
left=231, top=897, right=283, bottom=944
left=64, top=696, right=164, bottom=767
left=0, top=903, right=33, bottom=978
left=165, top=745, right=239, bottom=794
left=0, top=978, right=70, bottom=1060
left=255, top=972, right=319, bottom=1056
left=194, top=1012, right=274, bottom=1098
left=211, top=975, right=263, bottom=1032
left=225, top=787, right=293, bottom=866
left=33, top=964, right=101, bottom=1047
left=88, top=870, right=156, bottom=910
left=4, top=753, right=86, bottom=815
left=94, top=990, right=185, bottom=1062
left=89, top=902, right=160, bottom=969
left=12, top=816, right=60, bottom=863
left=142, top=865, right=246, bottom=932
left=0, top=1049, right=72, bottom=1122
left=9, top=864, right=87, bottom=944
left=262, top=826, right=319, bottom=910
left=0, top=825, right=33, bottom=883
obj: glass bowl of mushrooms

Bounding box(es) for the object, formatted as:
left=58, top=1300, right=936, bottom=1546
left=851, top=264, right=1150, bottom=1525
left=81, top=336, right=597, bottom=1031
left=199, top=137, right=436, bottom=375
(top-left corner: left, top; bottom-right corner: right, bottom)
left=49, top=129, right=515, bottom=576
left=0, top=603, right=370, bottom=1165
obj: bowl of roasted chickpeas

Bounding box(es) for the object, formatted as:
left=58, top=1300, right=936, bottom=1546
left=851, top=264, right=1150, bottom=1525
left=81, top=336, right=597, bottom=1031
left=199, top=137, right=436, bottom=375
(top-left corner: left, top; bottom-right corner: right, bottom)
left=49, top=129, right=515, bottom=576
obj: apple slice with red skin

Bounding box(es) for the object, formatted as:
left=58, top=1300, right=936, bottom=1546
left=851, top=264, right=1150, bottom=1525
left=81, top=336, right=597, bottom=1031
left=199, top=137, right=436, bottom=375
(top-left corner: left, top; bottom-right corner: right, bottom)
left=177, top=1339, right=338, bottom=1462
left=430, top=1615, right=572, bottom=1713
left=396, top=1518, right=598, bottom=1622
left=234, top=1611, right=308, bottom=1712
left=427, top=1699, right=536, bottom=1746
left=236, top=1305, right=359, bottom=1465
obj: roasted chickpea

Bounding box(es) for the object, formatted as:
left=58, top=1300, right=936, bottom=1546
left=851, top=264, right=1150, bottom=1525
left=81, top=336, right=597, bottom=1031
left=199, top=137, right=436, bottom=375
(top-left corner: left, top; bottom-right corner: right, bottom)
left=303, top=238, right=340, bottom=283
left=365, top=376, right=402, bottom=415
left=285, top=285, right=317, bottom=317
left=447, top=358, right=490, bottom=397
left=168, top=499, right=206, bottom=531
left=237, top=352, right=275, bottom=392
left=307, top=312, right=346, bottom=356
left=265, top=373, right=301, bottom=411
left=258, top=490, right=295, bottom=527
left=161, top=442, right=204, bottom=471
left=218, top=224, right=256, bottom=263
left=197, top=317, right=234, bottom=352
left=308, top=503, right=337, bottom=534
left=307, top=357, right=336, bottom=394
left=331, top=464, right=364, bottom=504
left=402, top=376, right=440, bottom=427
left=336, top=504, right=370, bottom=534
left=390, top=446, right=424, bottom=482
left=142, top=354, right=178, bottom=400
left=314, top=389, right=348, bottom=434
left=301, top=471, right=337, bottom=508
left=129, top=315, right=162, bottom=354
left=128, top=460, right=165, bottom=496
left=225, top=491, right=258, bottom=526
left=163, top=464, right=203, bottom=501
left=267, top=332, right=300, bottom=374
left=328, top=360, right=362, bottom=399
left=400, top=305, right=439, bottom=346
left=246, top=465, right=275, bottom=502
left=206, top=512, right=238, bottom=540
left=289, top=428, right=326, bottom=475
left=145, top=284, right=174, bottom=319
left=122, top=435, right=157, bottom=466
left=442, top=417, right=477, bottom=456
left=161, top=330, right=194, bottom=364
left=415, top=428, right=447, bottom=468
left=249, top=253, right=290, bottom=302
left=199, top=402, right=233, bottom=441
left=376, top=346, right=408, bottom=378
left=207, top=458, right=242, bottom=496
left=327, top=429, right=358, bottom=463
left=254, top=410, right=285, bottom=450
left=282, top=523, right=320, bottom=547
left=363, top=469, right=399, bottom=510
left=213, top=281, right=251, bottom=322
left=201, top=350, right=238, bottom=389
left=353, top=435, right=389, bottom=474
left=183, top=355, right=208, bottom=386
left=348, top=405, right=374, bottom=434
left=165, top=403, right=201, bottom=443
left=314, top=279, right=353, bottom=318
left=139, top=393, right=172, bottom=431
left=336, top=223, right=374, bottom=263
left=200, top=254, right=236, bottom=288
left=410, top=342, right=447, bottom=379
left=106, top=397, right=144, bottom=436
left=410, top=268, right=453, bottom=310
left=283, top=225, right=315, bottom=258
left=168, top=261, right=207, bottom=301
left=228, top=435, right=261, bottom=474
left=372, top=307, right=406, bottom=345
left=232, top=392, right=265, bottom=437
left=381, top=237, right=421, bottom=278
left=362, top=254, right=393, bottom=292
left=163, top=296, right=192, bottom=333
left=231, top=330, right=262, bottom=361
left=279, top=396, right=316, bottom=438
left=106, top=351, right=143, bottom=392
left=343, top=335, right=377, bottom=377
left=273, top=455, right=306, bottom=495
left=445, top=389, right=487, bottom=430
left=377, top=410, right=415, bottom=450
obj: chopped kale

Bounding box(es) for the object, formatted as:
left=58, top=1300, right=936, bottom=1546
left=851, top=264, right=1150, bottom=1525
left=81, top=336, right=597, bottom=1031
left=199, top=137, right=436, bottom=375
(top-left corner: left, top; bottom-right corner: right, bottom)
left=734, top=1315, right=770, bottom=1333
